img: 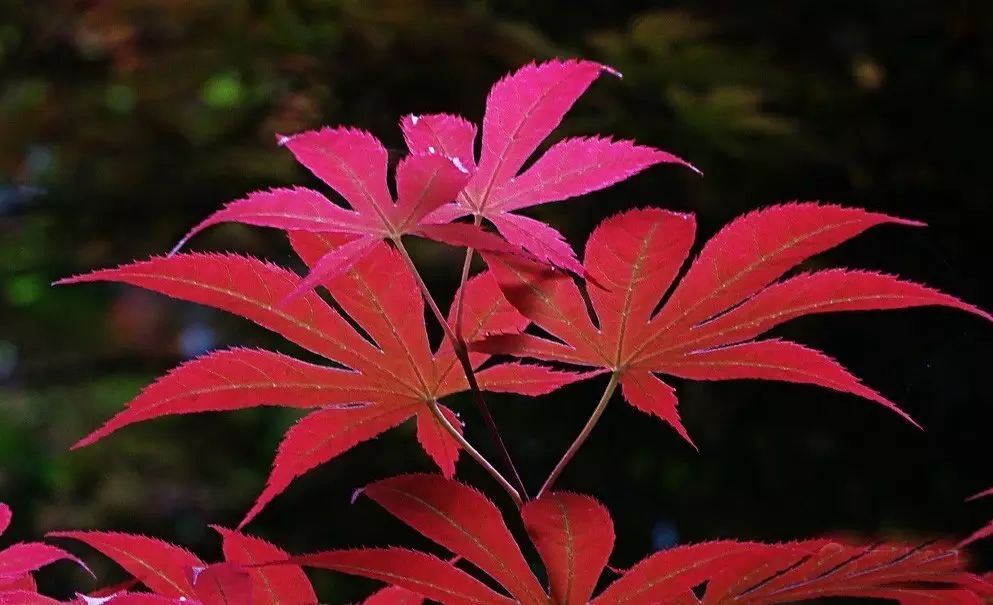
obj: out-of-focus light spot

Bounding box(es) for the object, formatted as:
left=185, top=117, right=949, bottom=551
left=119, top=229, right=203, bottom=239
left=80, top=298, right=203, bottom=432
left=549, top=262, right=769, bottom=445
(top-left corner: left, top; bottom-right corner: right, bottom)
left=179, top=321, right=216, bottom=358
left=25, top=146, right=53, bottom=178
left=0, top=340, right=18, bottom=380
left=0, top=185, right=45, bottom=213
left=201, top=72, right=245, bottom=109
left=6, top=274, right=44, bottom=306
left=651, top=518, right=679, bottom=551
left=105, top=83, right=136, bottom=114
left=853, top=55, right=885, bottom=90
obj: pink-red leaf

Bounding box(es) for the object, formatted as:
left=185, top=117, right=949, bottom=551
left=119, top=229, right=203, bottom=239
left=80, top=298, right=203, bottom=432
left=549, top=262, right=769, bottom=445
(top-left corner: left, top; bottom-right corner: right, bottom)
left=619, top=370, right=693, bottom=448
left=657, top=339, right=917, bottom=427
left=415, top=406, right=462, bottom=479
left=468, top=59, right=611, bottom=206
left=701, top=541, right=979, bottom=604
left=289, top=234, right=433, bottom=394
left=491, top=137, right=695, bottom=212
left=401, top=113, right=477, bottom=172
left=278, top=127, right=393, bottom=219
left=72, top=348, right=377, bottom=450
left=471, top=362, right=592, bottom=396
left=287, top=235, right=380, bottom=300
left=0, top=591, right=61, bottom=605
left=0, top=574, right=36, bottom=592
left=483, top=254, right=600, bottom=361
left=683, top=269, right=992, bottom=354
left=190, top=563, right=253, bottom=605
left=392, top=153, right=470, bottom=230
left=212, top=526, right=317, bottom=605
left=48, top=532, right=203, bottom=598
left=95, top=593, right=187, bottom=605
left=593, top=541, right=783, bottom=605
left=647, top=203, right=923, bottom=335
left=584, top=208, right=696, bottom=361
left=56, top=254, right=380, bottom=372
left=293, top=548, right=514, bottom=605
left=172, top=187, right=370, bottom=254
left=0, top=543, right=88, bottom=580
left=241, top=404, right=416, bottom=528
left=359, top=475, right=545, bottom=605
left=363, top=586, right=424, bottom=605
left=521, top=493, right=614, bottom=605
left=435, top=270, right=529, bottom=375
left=0, top=505, right=10, bottom=537
left=417, top=223, right=537, bottom=258
left=489, top=213, right=584, bottom=276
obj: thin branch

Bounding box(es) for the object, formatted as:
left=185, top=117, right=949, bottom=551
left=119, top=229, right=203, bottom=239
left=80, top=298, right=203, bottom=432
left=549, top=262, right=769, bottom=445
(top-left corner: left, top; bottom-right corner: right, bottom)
left=392, top=237, right=530, bottom=503
left=453, top=215, right=482, bottom=342
left=538, top=372, right=621, bottom=498
left=427, top=399, right=522, bottom=509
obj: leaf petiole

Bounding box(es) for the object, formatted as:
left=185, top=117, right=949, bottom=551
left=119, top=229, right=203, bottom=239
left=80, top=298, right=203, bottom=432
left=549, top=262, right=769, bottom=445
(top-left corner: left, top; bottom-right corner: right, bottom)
left=392, top=237, right=530, bottom=505
left=538, top=371, right=621, bottom=498
left=426, top=399, right=523, bottom=509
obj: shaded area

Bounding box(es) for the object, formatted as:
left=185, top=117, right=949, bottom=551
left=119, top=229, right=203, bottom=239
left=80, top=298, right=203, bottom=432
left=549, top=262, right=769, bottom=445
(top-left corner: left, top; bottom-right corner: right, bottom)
left=1, top=0, right=991, bottom=599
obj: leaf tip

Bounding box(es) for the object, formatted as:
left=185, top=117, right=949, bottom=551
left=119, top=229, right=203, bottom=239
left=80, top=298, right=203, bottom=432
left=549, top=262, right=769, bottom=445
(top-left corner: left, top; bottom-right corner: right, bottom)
left=966, top=487, right=993, bottom=502
left=603, top=64, right=623, bottom=78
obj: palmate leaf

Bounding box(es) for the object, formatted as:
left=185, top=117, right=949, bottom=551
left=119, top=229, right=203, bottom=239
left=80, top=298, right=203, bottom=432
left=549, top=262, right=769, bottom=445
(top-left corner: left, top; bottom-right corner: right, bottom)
left=170, top=129, right=478, bottom=292
left=402, top=59, right=697, bottom=274
left=60, top=236, right=583, bottom=526
left=49, top=528, right=316, bottom=605
left=294, top=475, right=988, bottom=605
left=162, top=59, right=694, bottom=287
left=479, top=204, right=991, bottom=445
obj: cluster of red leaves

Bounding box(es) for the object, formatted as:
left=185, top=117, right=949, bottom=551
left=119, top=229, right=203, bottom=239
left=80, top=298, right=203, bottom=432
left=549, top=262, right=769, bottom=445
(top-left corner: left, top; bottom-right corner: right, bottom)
left=294, top=475, right=992, bottom=605
left=61, top=235, right=586, bottom=528
left=171, top=59, right=694, bottom=287
left=43, top=527, right=318, bottom=605
left=18, top=58, right=990, bottom=603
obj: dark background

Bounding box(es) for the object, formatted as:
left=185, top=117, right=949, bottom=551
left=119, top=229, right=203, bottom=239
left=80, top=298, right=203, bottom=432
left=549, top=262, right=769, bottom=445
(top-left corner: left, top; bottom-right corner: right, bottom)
left=1, top=0, right=991, bottom=600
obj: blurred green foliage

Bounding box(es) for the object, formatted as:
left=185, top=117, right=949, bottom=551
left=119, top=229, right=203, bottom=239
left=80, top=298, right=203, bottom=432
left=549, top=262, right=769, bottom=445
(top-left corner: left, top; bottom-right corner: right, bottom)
left=1, top=0, right=992, bottom=600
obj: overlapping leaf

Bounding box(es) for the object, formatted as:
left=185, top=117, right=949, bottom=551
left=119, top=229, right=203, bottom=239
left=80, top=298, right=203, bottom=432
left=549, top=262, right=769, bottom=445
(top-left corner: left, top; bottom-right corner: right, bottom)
left=60, top=235, right=583, bottom=526
left=699, top=539, right=991, bottom=604
left=48, top=528, right=316, bottom=605
left=170, top=127, right=477, bottom=292
left=169, top=59, right=693, bottom=289
left=479, top=204, right=991, bottom=446
left=401, top=59, right=697, bottom=274
left=293, top=475, right=988, bottom=605
left=0, top=502, right=88, bottom=599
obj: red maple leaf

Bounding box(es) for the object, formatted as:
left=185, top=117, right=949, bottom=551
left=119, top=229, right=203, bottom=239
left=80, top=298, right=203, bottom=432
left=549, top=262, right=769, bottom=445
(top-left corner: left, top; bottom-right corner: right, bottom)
left=48, top=526, right=318, bottom=605
left=170, top=59, right=695, bottom=291
left=59, top=235, right=584, bottom=526
left=291, top=474, right=989, bottom=605
left=168, top=125, right=520, bottom=297
left=477, top=204, right=990, bottom=461
left=401, top=58, right=697, bottom=274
